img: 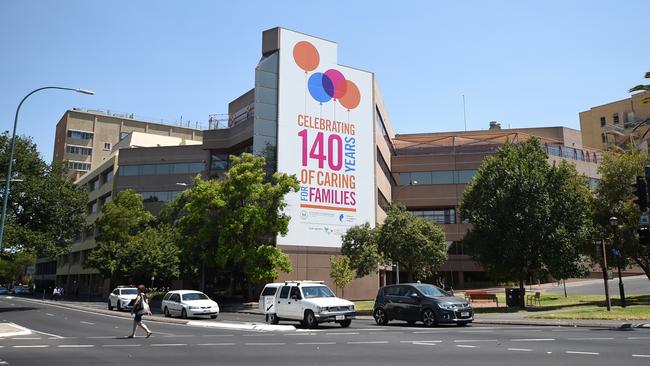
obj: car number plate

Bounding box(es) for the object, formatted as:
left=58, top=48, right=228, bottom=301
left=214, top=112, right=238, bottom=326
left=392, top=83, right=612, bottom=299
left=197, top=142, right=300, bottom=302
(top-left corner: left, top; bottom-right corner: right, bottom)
left=461, top=311, right=469, bottom=317
left=336, top=315, right=345, bottom=320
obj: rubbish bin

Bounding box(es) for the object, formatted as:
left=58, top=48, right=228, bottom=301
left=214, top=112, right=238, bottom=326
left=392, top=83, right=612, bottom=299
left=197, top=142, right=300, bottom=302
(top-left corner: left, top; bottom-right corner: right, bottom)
left=506, top=288, right=525, bottom=307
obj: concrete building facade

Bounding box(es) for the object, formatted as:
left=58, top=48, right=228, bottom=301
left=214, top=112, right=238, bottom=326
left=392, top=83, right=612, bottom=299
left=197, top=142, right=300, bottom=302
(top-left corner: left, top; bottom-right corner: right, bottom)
left=53, top=109, right=203, bottom=180
left=579, top=91, right=650, bottom=150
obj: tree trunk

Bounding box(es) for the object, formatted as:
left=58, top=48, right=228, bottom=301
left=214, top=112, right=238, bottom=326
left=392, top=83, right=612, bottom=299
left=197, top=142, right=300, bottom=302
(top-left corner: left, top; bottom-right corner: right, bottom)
left=563, top=279, right=567, bottom=298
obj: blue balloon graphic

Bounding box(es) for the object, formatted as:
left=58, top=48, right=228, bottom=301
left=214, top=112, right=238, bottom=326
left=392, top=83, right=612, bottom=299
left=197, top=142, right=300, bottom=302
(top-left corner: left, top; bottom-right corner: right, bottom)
left=308, top=72, right=332, bottom=104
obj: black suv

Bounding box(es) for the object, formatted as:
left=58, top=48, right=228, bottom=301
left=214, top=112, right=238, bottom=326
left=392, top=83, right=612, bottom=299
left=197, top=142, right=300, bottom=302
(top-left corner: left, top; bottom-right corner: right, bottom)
left=373, top=283, right=473, bottom=327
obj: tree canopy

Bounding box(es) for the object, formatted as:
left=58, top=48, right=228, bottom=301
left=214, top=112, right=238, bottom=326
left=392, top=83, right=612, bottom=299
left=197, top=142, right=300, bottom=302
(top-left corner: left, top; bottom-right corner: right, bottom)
left=460, top=138, right=593, bottom=288
left=1, top=133, right=87, bottom=257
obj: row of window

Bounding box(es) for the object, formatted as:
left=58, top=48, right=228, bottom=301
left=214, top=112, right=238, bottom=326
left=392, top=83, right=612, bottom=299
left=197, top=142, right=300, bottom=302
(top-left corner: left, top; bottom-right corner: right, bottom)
left=411, top=209, right=458, bottom=225
left=141, top=191, right=181, bottom=203
left=120, top=162, right=204, bottom=176
left=546, top=144, right=597, bottom=163
left=88, top=169, right=114, bottom=192
left=399, top=170, right=476, bottom=186
left=66, top=145, right=92, bottom=156
left=67, top=130, right=93, bottom=140
left=68, top=161, right=91, bottom=171
left=87, top=194, right=112, bottom=215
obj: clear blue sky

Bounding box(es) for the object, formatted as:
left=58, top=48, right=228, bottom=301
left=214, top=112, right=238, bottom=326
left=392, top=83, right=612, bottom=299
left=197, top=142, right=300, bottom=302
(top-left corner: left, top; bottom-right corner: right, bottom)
left=1, top=1, right=648, bottom=162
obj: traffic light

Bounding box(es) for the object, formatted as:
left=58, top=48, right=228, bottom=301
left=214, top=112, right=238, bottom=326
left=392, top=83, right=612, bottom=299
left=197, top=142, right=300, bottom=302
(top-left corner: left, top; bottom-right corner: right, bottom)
left=633, top=176, right=648, bottom=212
left=638, top=226, right=650, bottom=246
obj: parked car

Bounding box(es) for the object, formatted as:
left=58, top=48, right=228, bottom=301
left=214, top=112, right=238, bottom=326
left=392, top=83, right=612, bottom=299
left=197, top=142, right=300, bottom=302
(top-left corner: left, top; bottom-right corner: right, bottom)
left=373, top=283, right=473, bottom=327
left=108, top=287, right=139, bottom=311
left=161, top=290, right=219, bottom=319
left=258, top=283, right=282, bottom=322
left=0, top=287, right=9, bottom=295
left=267, top=281, right=355, bottom=328
left=10, top=286, right=32, bottom=295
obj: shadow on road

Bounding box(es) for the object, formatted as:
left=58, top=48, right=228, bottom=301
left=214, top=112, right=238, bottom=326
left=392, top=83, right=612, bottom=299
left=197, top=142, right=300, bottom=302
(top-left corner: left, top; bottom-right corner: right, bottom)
left=0, top=306, right=38, bottom=313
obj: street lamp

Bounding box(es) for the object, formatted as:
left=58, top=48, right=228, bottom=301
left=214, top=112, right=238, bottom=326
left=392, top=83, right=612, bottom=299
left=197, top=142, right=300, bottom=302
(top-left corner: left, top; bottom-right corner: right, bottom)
left=609, top=216, right=627, bottom=308
left=0, top=87, right=94, bottom=251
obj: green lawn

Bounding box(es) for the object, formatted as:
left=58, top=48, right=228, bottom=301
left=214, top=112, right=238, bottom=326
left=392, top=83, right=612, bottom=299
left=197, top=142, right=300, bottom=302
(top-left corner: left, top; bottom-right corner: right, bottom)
left=526, top=306, right=650, bottom=320
left=355, top=294, right=650, bottom=320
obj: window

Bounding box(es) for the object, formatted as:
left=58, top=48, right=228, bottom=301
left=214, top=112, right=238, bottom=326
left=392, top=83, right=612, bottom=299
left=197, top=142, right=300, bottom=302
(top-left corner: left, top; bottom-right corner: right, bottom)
left=103, top=142, right=111, bottom=151
left=211, top=153, right=230, bottom=170
left=613, top=113, right=619, bottom=124
left=119, top=163, right=204, bottom=176
left=301, top=286, right=335, bottom=298
left=411, top=208, right=457, bottom=224
left=378, top=189, right=390, bottom=212
left=376, top=148, right=396, bottom=186
left=261, top=287, right=277, bottom=296
left=601, top=133, right=607, bottom=143
left=119, top=132, right=130, bottom=141
left=383, top=286, right=401, bottom=296
left=411, top=172, right=432, bottom=185
left=455, top=170, right=476, bottom=184
left=89, top=179, right=99, bottom=191
left=67, top=130, right=93, bottom=140
left=66, top=145, right=92, bottom=156
left=102, top=169, right=113, bottom=183
left=68, top=161, right=91, bottom=171
left=289, top=287, right=302, bottom=299
left=88, top=201, right=98, bottom=214
left=182, top=293, right=209, bottom=301
left=188, top=163, right=204, bottom=173
left=600, top=116, right=606, bottom=126
left=85, top=226, right=94, bottom=239
left=431, top=171, right=454, bottom=184
left=279, top=286, right=290, bottom=299
left=170, top=293, right=180, bottom=303
left=141, top=164, right=156, bottom=175
left=120, top=165, right=139, bottom=176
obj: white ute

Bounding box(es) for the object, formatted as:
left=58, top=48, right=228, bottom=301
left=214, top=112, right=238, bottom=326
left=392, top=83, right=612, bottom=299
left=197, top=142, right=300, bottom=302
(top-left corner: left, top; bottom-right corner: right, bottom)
left=266, top=281, right=355, bottom=328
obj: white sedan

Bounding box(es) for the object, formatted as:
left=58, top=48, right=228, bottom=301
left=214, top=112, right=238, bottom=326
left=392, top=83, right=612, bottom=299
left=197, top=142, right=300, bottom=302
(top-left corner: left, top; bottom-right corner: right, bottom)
left=161, top=290, right=220, bottom=319
left=108, top=287, right=139, bottom=311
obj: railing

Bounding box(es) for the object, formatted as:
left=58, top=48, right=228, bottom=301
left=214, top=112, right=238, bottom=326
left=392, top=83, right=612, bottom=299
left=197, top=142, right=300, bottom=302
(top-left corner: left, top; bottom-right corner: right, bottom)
left=72, top=107, right=208, bottom=130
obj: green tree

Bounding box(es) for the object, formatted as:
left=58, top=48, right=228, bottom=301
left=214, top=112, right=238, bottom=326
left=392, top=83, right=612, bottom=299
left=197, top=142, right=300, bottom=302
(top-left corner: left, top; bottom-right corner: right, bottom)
left=460, top=138, right=594, bottom=296
left=340, top=222, right=382, bottom=278
left=170, top=153, right=299, bottom=292
left=129, top=226, right=181, bottom=285
left=592, top=147, right=650, bottom=280
left=629, top=71, right=650, bottom=104
left=329, top=255, right=353, bottom=297
left=84, top=190, right=155, bottom=285
left=1, top=133, right=87, bottom=257
left=0, top=251, right=36, bottom=285
left=377, top=205, right=447, bottom=282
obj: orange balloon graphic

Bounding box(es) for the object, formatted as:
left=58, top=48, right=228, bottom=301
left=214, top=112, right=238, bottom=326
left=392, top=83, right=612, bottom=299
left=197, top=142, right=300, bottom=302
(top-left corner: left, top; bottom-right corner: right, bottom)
left=293, top=41, right=320, bottom=72
left=339, top=80, right=361, bottom=110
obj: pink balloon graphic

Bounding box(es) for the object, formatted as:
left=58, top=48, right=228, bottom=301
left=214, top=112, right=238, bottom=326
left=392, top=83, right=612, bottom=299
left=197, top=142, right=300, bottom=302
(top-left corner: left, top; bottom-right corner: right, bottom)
left=324, top=69, right=347, bottom=99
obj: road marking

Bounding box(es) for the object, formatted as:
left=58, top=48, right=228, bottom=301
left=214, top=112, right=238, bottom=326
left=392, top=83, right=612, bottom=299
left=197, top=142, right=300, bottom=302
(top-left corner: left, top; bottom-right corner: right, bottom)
left=102, top=344, right=142, bottom=347
left=510, top=338, right=555, bottom=342
left=197, top=343, right=235, bottom=346
left=325, top=332, right=359, bottom=335
left=368, top=331, right=403, bottom=335
left=568, top=337, right=614, bottom=341
left=453, top=339, right=498, bottom=343
left=242, top=334, right=274, bottom=337
left=11, top=337, right=41, bottom=340
left=628, top=337, right=650, bottom=340
left=45, top=313, right=55, bottom=317
left=80, top=321, right=95, bottom=325
left=347, top=341, right=389, bottom=344
left=58, top=345, right=94, bottom=348
left=296, top=342, right=336, bottom=345
left=31, top=330, right=64, bottom=339
left=163, top=335, right=193, bottom=338
left=201, top=334, right=234, bottom=337
left=0, top=359, right=7, bottom=365
left=566, top=351, right=599, bottom=355
left=88, top=336, right=119, bottom=339
left=400, top=340, right=442, bottom=344
left=632, top=354, right=650, bottom=358
left=507, top=348, right=533, bottom=352
left=12, top=345, right=48, bottom=348
left=413, top=331, right=448, bottom=334
left=244, top=343, right=286, bottom=346
left=284, top=333, right=316, bottom=336
left=456, top=345, right=477, bottom=348
left=151, top=344, right=187, bottom=347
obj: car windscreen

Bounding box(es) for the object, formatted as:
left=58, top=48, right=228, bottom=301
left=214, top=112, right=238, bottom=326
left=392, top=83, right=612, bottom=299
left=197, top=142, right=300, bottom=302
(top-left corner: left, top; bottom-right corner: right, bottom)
left=415, top=284, right=449, bottom=297
left=182, top=292, right=209, bottom=301
left=120, top=289, right=138, bottom=295
left=301, top=286, right=335, bottom=299
left=261, top=287, right=277, bottom=296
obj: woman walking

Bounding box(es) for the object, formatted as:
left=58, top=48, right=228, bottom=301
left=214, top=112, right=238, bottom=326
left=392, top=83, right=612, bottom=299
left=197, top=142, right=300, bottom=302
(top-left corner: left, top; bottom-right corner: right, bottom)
left=128, top=284, right=152, bottom=338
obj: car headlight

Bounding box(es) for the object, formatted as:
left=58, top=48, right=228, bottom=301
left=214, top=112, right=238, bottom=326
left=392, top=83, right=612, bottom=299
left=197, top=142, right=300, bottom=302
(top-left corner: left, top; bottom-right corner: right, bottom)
left=350, top=305, right=355, bottom=311
left=314, top=306, right=322, bottom=313
left=188, top=306, right=198, bottom=310
left=438, top=303, right=457, bottom=310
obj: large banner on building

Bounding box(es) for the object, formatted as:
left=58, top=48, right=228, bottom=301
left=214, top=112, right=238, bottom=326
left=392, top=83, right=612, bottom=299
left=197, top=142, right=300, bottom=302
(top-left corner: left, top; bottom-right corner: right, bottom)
left=276, top=29, right=375, bottom=248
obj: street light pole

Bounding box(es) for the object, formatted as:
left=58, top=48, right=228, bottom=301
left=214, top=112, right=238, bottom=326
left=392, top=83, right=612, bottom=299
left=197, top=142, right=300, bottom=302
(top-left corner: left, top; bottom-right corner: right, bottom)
left=609, top=216, right=627, bottom=308
left=0, top=87, right=94, bottom=251
left=599, top=237, right=611, bottom=311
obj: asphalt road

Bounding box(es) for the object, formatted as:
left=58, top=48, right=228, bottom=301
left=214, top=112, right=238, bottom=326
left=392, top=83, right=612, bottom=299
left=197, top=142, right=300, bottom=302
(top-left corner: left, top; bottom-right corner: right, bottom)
left=545, top=275, right=650, bottom=296
left=1, top=296, right=650, bottom=366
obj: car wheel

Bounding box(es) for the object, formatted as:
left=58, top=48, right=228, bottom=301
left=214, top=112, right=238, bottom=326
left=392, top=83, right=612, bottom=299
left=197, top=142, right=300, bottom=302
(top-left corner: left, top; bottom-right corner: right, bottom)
left=164, top=307, right=171, bottom=318
left=456, top=321, right=469, bottom=327
left=338, top=319, right=352, bottom=328
left=303, top=310, right=318, bottom=329
left=421, top=309, right=437, bottom=327
left=181, top=308, right=188, bottom=319
left=373, top=308, right=389, bottom=326
left=108, top=300, right=113, bottom=311
left=268, top=313, right=279, bottom=325
left=116, top=301, right=122, bottom=311
left=210, top=315, right=218, bottom=319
